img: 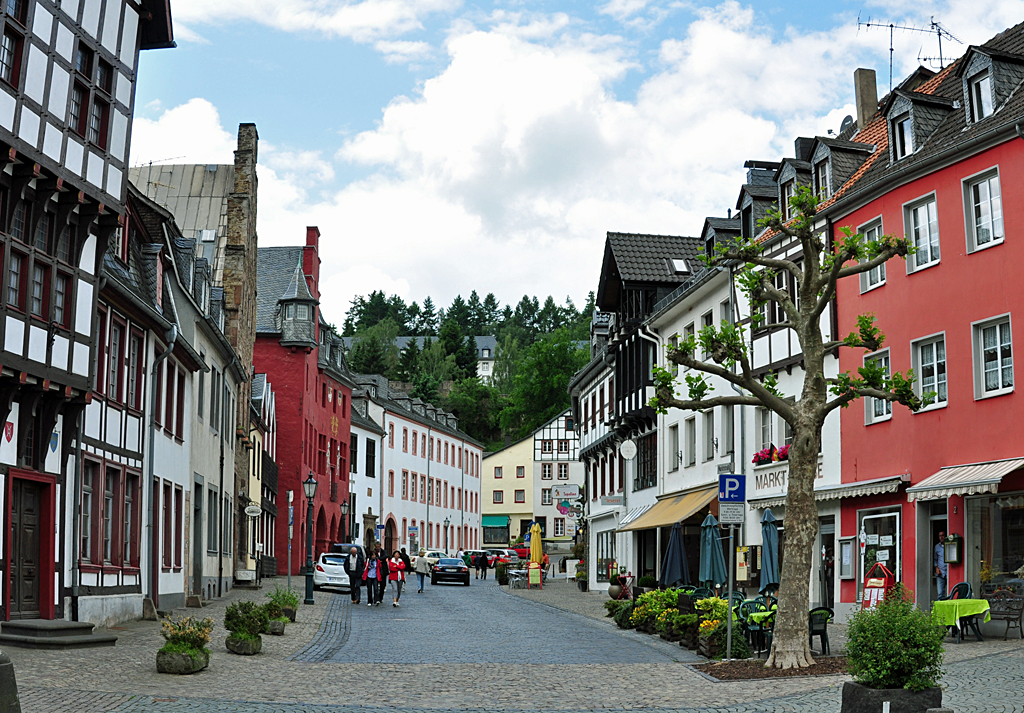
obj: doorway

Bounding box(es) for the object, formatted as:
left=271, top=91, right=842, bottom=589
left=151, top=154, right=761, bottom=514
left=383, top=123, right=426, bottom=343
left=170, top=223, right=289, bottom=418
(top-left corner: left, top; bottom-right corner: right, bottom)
left=10, top=479, right=43, bottom=619
left=928, top=503, right=948, bottom=603
left=193, top=484, right=203, bottom=597
left=818, top=516, right=835, bottom=609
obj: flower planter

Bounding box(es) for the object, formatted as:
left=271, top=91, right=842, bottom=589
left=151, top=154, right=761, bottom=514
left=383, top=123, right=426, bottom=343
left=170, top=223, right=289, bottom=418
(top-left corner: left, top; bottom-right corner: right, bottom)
left=282, top=606, right=296, bottom=623
left=225, top=636, right=262, bottom=655
left=698, top=637, right=721, bottom=658
left=637, top=622, right=657, bottom=635
left=156, top=649, right=209, bottom=674
left=577, top=580, right=588, bottom=592
left=268, top=620, right=286, bottom=636
left=607, top=584, right=623, bottom=600
left=840, top=682, right=941, bottom=713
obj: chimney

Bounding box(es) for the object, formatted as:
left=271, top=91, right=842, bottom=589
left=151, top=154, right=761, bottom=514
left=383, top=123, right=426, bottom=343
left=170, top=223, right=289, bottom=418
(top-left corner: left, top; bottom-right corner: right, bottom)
left=794, top=137, right=814, bottom=162
left=306, top=226, right=320, bottom=248
left=854, top=68, right=878, bottom=130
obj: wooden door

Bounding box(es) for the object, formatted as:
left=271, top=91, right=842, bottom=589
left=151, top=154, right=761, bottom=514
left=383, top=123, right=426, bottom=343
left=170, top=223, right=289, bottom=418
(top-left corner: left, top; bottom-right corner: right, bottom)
left=10, top=479, right=42, bottom=619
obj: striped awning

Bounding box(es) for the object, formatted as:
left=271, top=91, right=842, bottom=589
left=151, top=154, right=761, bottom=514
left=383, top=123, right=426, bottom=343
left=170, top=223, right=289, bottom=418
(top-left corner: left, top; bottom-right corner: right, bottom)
left=616, top=504, right=653, bottom=527
left=906, top=458, right=1024, bottom=502
left=748, top=474, right=906, bottom=510
left=617, top=486, right=717, bottom=533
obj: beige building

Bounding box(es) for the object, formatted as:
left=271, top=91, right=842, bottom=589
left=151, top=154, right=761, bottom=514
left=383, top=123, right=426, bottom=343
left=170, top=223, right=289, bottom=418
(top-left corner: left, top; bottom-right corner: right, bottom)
left=482, top=436, right=535, bottom=546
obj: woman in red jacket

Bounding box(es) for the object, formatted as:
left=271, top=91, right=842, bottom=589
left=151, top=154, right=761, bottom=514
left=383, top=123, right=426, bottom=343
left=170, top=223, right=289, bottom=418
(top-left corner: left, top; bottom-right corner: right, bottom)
left=388, top=550, right=407, bottom=607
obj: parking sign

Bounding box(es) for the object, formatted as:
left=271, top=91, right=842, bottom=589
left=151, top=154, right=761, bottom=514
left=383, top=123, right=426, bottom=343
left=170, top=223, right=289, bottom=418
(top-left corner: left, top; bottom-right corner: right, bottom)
left=718, top=473, right=746, bottom=503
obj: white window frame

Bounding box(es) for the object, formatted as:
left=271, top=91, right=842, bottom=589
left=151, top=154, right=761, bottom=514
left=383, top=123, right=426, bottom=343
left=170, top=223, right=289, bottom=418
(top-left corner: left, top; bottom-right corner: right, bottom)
left=904, top=193, right=940, bottom=273
left=684, top=417, right=696, bottom=468
left=514, top=489, right=525, bottom=504
left=969, top=70, right=993, bottom=122
left=757, top=406, right=772, bottom=451
left=781, top=180, right=795, bottom=220
left=668, top=423, right=679, bottom=472
left=962, top=166, right=1003, bottom=253
left=892, top=114, right=913, bottom=159
left=815, top=160, right=831, bottom=199
left=493, top=490, right=503, bottom=504
left=557, top=463, right=568, bottom=480
left=911, top=332, right=948, bottom=411
left=703, top=410, right=715, bottom=462
left=972, top=314, right=1014, bottom=400
left=864, top=349, right=893, bottom=424
left=858, top=217, right=886, bottom=293
left=554, top=518, right=565, bottom=537
left=541, top=488, right=552, bottom=506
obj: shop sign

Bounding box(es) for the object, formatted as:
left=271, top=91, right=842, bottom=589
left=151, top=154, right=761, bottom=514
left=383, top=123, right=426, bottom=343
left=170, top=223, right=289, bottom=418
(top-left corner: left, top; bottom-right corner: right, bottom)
left=553, top=484, right=580, bottom=500
left=753, top=462, right=824, bottom=494
left=600, top=495, right=624, bottom=506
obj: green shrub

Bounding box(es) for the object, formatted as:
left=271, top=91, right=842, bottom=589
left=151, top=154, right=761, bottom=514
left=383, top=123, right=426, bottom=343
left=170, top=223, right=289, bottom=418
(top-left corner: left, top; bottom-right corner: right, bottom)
left=705, top=620, right=752, bottom=660
left=264, top=600, right=283, bottom=619
left=267, top=585, right=300, bottom=610
left=160, top=615, right=213, bottom=652
left=847, top=584, right=945, bottom=691
left=613, top=601, right=636, bottom=629
left=630, top=588, right=680, bottom=628
left=225, top=601, right=269, bottom=639
left=694, top=596, right=731, bottom=623
left=638, top=575, right=658, bottom=589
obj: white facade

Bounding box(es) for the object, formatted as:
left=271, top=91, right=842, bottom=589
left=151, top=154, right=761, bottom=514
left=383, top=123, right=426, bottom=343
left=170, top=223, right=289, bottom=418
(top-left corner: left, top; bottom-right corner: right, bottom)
left=532, top=410, right=585, bottom=553
left=348, top=413, right=383, bottom=546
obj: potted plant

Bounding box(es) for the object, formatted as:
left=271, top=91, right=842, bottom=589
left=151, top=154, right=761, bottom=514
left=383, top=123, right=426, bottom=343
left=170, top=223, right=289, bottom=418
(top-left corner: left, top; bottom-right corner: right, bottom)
left=224, top=601, right=269, bottom=655
left=607, top=572, right=625, bottom=600
left=637, top=575, right=658, bottom=593
left=157, top=615, right=213, bottom=674
left=842, top=584, right=945, bottom=713
left=267, top=585, right=299, bottom=623
left=262, top=602, right=288, bottom=636
left=496, top=563, right=509, bottom=586
left=576, top=570, right=588, bottom=592
left=675, top=613, right=700, bottom=648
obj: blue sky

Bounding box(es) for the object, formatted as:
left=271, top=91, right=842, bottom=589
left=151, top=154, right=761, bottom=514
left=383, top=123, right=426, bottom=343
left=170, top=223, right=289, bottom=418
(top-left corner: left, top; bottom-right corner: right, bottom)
left=127, top=0, right=1024, bottom=324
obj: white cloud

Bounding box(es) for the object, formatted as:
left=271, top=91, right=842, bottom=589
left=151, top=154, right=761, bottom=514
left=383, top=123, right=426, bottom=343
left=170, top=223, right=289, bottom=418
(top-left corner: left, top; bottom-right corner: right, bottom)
left=599, top=0, right=649, bottom=21
left=129, top=98, right=236, bottom=166
left=374, top=39, right=434, bottom=64
left=132, top=2, right=1024, bottom=322
left=171, top=0, right=458, bottom=43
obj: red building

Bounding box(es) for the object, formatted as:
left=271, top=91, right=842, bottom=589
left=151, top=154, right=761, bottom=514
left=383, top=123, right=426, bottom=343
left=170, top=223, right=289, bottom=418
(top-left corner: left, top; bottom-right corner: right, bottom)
left=253, top=227, right=354, bottom=574
left=827, top=26, right=1024, bottom=616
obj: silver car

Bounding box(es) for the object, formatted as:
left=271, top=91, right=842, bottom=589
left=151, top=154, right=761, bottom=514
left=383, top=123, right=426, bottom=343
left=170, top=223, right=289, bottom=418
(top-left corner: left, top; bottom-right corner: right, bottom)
left=313, top=553, right=351, bottom=591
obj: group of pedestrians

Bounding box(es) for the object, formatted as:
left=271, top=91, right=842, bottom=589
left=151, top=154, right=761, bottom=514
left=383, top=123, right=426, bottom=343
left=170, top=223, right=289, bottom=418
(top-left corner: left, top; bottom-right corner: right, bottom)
left=457, top=549, right=491, bottom=579
left=343, top=546, right=412, bottom=607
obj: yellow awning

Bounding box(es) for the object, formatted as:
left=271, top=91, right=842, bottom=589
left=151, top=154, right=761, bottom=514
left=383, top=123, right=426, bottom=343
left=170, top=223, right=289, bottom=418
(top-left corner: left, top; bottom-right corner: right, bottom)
left=617, top=486, right=717, bottom=532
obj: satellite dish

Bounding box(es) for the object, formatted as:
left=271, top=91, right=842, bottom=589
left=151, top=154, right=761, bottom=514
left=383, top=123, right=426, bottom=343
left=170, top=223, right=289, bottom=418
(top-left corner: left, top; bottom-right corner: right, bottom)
left=840, top=115, right=855, bottom=134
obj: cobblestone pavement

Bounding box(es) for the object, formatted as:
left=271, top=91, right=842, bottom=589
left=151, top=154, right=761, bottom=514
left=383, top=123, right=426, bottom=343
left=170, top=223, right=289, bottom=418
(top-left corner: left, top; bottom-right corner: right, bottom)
left=8, top=578, right=1024, bottom=713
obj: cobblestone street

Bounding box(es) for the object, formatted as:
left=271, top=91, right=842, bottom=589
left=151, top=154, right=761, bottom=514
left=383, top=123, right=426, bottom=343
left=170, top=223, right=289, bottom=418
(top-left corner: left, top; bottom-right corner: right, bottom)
left=6, top=579, right=1024, bottom=713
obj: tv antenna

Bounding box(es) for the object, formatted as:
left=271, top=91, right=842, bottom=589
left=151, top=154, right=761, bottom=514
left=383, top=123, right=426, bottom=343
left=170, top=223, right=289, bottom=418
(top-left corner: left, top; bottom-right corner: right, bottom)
left=858, top=15, right=962, bottom=91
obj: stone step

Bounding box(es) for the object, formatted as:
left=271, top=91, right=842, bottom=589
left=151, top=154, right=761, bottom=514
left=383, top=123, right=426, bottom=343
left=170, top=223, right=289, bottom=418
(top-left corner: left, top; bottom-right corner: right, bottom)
left=0, top=619, right=118, bottom=649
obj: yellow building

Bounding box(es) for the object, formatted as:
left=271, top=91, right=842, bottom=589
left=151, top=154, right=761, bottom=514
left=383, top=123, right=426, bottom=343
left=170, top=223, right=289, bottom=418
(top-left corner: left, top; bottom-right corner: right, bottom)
left=482, top=436, right=534, bottom=546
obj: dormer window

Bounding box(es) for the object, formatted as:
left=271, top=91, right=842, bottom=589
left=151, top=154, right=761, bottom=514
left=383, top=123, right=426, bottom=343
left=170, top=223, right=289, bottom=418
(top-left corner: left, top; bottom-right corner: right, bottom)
left=781, top=181, right=795, bottom=219
left=815, top=161, right=831, bottom=199
left=893, top=115, right=913, bottom=159
left=969, top=71, right=993, bottom=121
left=671, top=258, right=690, bottom=275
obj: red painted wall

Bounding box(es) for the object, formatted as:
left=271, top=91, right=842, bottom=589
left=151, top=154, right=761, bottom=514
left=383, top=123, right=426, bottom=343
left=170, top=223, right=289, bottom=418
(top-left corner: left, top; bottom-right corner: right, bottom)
left=254, top=228, right=352, bottom=575
left=834, top=138, right=1024, bottom=604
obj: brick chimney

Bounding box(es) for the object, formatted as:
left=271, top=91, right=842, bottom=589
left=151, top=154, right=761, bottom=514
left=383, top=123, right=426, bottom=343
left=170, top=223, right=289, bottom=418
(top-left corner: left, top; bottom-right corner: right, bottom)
left=854, top=68, right=878, bottom=131
left=306, top=226, right=320, bottom=249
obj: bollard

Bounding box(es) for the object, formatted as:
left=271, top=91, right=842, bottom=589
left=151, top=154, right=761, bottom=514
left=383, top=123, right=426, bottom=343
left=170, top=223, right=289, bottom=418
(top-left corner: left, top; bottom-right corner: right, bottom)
left=0, top=650, right=22, bottom=713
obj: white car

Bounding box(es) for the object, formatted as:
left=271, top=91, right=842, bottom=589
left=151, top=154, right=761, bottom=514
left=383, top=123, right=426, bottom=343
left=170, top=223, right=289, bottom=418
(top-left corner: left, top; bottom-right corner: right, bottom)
left=313, top=552, right=351, bottom=591
left=414, top=551, right=448, bottom=571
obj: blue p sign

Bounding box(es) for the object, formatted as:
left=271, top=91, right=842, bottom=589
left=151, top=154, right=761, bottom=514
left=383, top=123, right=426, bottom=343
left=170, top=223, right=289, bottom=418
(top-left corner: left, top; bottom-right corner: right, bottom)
left=718, top=473, right=746, bottom=503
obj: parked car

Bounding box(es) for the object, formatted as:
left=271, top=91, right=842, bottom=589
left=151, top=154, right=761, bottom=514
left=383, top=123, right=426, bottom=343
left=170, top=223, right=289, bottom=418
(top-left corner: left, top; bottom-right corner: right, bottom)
left=330, top=543, right=367, bottom=559
left=431, top=557, right=471, bottom=586
left=313, top=552, right=351, bottom=591
left=464, top=550, right=497, bottom=567
left=488, top=548, right=519, bottom=565
left=414, top=550, right=448, bottom=571
left=511, top=544, right=531, bottom=560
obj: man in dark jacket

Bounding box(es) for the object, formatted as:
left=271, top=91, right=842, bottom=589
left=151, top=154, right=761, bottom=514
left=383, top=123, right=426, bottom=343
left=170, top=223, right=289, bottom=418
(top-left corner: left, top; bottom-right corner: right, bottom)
left=376, top=548, right=391, bottom=605
left=344, top=547, right=365, bottom=604
left=478, top=552, right=489, bottom=580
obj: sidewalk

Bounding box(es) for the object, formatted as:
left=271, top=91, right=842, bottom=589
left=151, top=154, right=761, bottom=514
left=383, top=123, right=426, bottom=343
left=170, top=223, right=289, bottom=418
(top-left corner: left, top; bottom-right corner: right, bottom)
left=502, top=577, right=611, bottom=622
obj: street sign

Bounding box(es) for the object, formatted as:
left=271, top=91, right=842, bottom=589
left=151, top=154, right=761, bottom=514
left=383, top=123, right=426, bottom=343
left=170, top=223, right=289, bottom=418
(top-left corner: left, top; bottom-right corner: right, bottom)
left=553, top=484, right=580, bottom=500
left=244, top=504, right=262, bottom=518
left=600, top=495, right=624, bottom=506
left=409, top=526, right=419, bottom=533
left=619, top=440, right=637, bottom=460
left=718, top=473, right=746, bottom=503
left=376, top=524, right=385, bottom=532
left=288, top=505, right=294, bottom=526
left=718, top=502, right=745, bottom=524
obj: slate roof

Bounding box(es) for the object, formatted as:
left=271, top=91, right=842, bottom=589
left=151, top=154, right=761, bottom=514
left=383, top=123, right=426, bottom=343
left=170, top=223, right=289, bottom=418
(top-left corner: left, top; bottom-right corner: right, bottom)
left=604, top=232, right=704, bottom=284
left=342, top=335, right=498, bottom=358
left=129, top=163, right=232, bottom=238
left=351, top=375, right=482, bottom=446
left=815, top=137, right=875, bottom=154
left=351, top=408, right=386, bottom=436
left=704, top=217, right=741, bottom=233
left=251, top=373, right=267, bottom=404
left=256, top=246, right=305, bottom=333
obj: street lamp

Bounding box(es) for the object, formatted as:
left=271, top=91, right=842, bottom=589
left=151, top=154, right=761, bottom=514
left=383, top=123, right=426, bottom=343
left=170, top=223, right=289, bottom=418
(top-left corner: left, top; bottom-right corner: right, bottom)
left=444, top=516, right=450, bottom=553
left=303, top=472, right=318, bottom=605
left=340, top=499, right=350, bottom=544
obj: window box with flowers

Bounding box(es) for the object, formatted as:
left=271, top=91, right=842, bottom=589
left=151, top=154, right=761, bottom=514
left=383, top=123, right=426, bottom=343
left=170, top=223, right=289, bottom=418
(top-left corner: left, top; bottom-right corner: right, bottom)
left=752, top=444, right=789, bottom=466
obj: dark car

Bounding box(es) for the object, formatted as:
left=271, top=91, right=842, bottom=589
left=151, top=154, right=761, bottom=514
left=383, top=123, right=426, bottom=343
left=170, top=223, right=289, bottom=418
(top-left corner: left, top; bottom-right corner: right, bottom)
left=431, top=557, right=471, bottom=586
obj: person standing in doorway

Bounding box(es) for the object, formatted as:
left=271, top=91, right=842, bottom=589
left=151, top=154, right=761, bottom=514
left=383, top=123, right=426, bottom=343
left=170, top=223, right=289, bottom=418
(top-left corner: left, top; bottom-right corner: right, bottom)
left=345, top=547, right=365, bottom=604
left=389, top=551, right=407, bottom=607
left=415, top=549, right=431, bottom=593
left=935, top=531, right=948, bottom=599
left=364, top=551, right=381, bottom=606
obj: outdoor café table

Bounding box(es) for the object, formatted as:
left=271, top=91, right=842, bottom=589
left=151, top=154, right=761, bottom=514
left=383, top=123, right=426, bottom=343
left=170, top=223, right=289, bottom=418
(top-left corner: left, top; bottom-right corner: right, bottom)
left=932, top=599, right=991, bottom=643
left=508, top=570, right=526, bottom=589
left=748, top=606, right=777, bottom=625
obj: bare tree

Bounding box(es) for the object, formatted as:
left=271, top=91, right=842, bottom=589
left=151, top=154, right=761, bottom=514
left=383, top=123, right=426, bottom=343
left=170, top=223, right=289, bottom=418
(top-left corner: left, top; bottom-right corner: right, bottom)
left=651, top=187, right=932, bottom=669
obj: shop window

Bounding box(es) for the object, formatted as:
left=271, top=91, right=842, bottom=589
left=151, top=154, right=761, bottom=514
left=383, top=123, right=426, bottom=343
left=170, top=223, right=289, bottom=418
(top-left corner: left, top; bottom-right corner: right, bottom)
left=967, top=493, right=1024, bottom=597
left=858, top=510, right=901, bottom=599
left=596, top=530, right=615, bottom=581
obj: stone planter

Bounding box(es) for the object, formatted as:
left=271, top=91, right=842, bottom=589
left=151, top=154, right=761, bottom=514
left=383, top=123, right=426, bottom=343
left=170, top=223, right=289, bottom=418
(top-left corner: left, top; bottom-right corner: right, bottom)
left=840, top=682, right=941, bottom=713
left=268, top=620, right=286, bottom=636
left=282, top=606, right=297, bottom=622
left=156, top=649, right=209, bottom=674
left=225, top=636, right=262, bottom=655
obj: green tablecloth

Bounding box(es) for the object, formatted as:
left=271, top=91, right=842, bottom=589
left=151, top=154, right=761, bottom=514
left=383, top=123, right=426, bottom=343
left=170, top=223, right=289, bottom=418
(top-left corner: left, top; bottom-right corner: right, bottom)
left=931, top=599, right=992, bottom=627
left=748, top=606, right=777, bottom=625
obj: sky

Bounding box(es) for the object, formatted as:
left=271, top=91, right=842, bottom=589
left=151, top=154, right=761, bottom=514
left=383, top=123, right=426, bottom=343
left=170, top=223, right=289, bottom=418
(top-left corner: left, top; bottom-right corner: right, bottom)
left=127, top=0, right=1024, bottom=325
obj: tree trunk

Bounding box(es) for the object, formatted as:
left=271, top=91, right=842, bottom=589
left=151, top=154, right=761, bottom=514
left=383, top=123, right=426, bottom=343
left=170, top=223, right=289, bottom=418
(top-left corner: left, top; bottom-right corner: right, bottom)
left=765, top=421, right=820, bottom=669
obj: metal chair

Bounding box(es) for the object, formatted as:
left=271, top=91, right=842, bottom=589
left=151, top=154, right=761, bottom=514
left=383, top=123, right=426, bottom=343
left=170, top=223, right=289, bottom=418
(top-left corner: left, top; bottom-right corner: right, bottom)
left=727, top=592, right=745, bottom=609
left=692, top=587, right=712, bottom=600
left=940, top=581, right=972, bottom=601
left=740, top=601, right=769, bottom=654
left=767, top=594, right=779, bottom=610
left=809, top=607, right=833, bottom=655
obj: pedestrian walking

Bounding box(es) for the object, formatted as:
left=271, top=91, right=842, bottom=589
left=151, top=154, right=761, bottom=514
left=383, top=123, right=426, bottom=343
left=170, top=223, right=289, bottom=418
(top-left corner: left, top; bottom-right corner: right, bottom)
left=363, top=551, right=381, bottom=606
left=463, top=550, right=472, bottom=569
left=479, top=551, right=489, bottom=580
left=389, top=550, right=407, bottom=607
left=456, top=548, right=464, bottom=562
left=415, top=549, right=431, bottom=592
left=399, top=547, right=412, bottom=574
left=376, top=548, right=391, bottom=605
left=344, top=546, right=365, bottom=604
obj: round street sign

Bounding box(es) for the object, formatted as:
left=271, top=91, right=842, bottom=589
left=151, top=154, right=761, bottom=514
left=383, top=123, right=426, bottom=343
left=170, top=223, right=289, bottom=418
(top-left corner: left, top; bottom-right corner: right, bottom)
left=244, top=504, right=262, bottom=518
left=619, top=439, right=637, bottom=460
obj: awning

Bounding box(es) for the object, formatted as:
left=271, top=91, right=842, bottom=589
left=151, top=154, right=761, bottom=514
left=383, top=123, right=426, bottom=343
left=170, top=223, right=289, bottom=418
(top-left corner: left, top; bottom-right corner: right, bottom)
left=617, top=504, right=653, bottom=527
left=748, top=474, right=906, bottom=510
left=906, top=457, right=1024, bottom=502
left=618, top=486, right=717, bottom=532
left=482, top=515, right=509, bottom=527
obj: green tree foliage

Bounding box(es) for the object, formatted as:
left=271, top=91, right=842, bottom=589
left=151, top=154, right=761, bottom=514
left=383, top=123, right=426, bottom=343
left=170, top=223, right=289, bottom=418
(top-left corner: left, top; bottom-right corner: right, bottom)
left=347, top=318, right=400, bottom=378
left=490, top=334, right=520, bottom=396
left=411, top=339, right=457, bottom=402
left=343, top=291, right=410, bottom=336
left=499, top=330, right=588, bottom=440
left=444, top=378, right=502, bottom=447
left=396, top=338, right=420, bottom=382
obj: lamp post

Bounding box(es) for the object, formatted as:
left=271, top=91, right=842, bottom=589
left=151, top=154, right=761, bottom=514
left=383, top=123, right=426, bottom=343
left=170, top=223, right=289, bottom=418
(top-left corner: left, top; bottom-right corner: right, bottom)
left=444, top=516, right=450, bottom=553
left=303, top=472, right=318, bottom=605
left=340, top=499, right=350, bottom=544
